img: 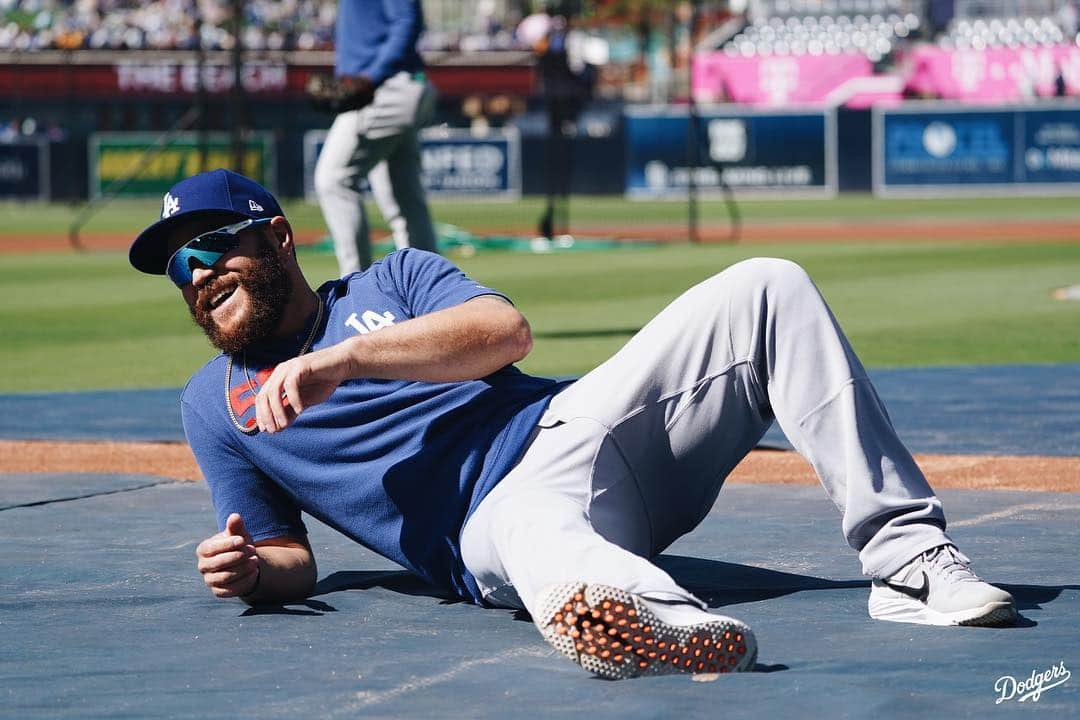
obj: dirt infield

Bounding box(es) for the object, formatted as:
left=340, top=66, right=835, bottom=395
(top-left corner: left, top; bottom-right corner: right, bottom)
left=5, top=215, right=1080, bottom=254
left=4, top=439, right=1077, bottom=492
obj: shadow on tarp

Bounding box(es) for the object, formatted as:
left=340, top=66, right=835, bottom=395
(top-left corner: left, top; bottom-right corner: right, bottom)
left=257, top=556, right=1077, bottom=636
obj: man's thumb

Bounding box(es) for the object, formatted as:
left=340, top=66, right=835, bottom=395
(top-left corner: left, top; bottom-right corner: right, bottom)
left=225, top=512, right=251, bottom=540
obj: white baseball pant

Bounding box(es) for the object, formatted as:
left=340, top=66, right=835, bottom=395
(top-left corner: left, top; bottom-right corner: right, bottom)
left=314, top=71, right=438, bottom=275
left=460, top=258, right=952, bottom=618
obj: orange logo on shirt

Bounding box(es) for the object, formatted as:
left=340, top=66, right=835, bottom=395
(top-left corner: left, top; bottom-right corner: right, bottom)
left=229, top=366, right=275, bottom=430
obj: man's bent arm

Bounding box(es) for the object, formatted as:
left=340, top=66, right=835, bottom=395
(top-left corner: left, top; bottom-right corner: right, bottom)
left=342, top=295, right=532, bottom=382
left=256, top=295, right=533, bottom=432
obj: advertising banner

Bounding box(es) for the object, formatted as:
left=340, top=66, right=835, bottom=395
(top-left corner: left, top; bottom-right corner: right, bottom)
left=0, top=139, right=49, bottom=199
left=692, top=52, right=872, bottom=105
left=303, top=127, right=521, bottom=200
left=904, top=45, right=1080, bottom=102
left=1019, top=108, right=1080, bottom=184
left=874, top=101, right=1080, bottom=194
left=624, top=106, right=836, bottom=197
left=114, top=60, right=288, bottom=95
left=88, top=132, right=274, bottom=197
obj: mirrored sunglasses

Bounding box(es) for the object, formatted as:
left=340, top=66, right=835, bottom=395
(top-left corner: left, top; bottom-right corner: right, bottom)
left=166, top=217, right=273, bottom=287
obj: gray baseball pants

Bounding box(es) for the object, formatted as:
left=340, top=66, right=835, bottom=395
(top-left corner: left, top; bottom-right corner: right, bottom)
left=460, top=258, right=952, bottom=617
left=313, top=71, right=438, bottom=275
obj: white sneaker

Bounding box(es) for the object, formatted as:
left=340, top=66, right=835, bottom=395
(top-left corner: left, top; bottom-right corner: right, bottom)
left=868, top=544, right=1017, bottom=627
left=535, top=582, right=757, bottom=679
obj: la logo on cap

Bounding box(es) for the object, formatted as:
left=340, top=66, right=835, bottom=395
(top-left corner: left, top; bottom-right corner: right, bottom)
left=162, top=192, right=180, bottom=218
left=249, top=199, right=264, bottom=212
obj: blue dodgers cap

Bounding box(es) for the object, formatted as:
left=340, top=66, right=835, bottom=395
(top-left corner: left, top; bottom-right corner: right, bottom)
left=129, top=168, right=284, bottom=275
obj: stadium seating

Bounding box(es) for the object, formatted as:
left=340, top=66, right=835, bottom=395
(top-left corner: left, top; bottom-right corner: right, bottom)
left=721, top=0, right=920, bottom=63
left=938, top=15, right=1068, bottom=49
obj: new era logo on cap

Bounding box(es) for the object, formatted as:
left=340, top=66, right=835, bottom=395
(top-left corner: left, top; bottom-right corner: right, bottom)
left=130, top=168, right=284, bottom=275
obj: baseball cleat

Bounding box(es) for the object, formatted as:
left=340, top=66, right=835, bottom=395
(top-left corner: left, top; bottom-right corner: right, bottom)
left=868, top=544, right=1017, bottom=627
left=535, top=582, right=757, bottom=680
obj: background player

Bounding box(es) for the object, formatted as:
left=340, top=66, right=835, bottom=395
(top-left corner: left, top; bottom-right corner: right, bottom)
left=313, top=0, right=438, bottom=276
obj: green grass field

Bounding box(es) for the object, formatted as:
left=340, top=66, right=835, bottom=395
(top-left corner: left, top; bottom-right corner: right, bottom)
left=7, top=193, right=1080, bottom=237
left=1, top=195, right=1078, bottom=393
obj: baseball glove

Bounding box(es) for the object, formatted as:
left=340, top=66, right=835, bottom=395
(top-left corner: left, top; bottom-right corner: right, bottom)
left=305, top=73, right=376, bottom=114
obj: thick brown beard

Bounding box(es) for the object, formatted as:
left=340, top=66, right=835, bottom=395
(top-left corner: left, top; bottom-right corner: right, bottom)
left=190, top=237, right=291, bottom=354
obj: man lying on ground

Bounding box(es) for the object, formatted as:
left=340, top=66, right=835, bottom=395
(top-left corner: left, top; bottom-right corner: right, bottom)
left=128, top=169, right=1017, bottom=680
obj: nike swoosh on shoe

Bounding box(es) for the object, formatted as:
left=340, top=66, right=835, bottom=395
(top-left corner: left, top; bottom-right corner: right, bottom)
left=882, top=571, right=930, bottom=603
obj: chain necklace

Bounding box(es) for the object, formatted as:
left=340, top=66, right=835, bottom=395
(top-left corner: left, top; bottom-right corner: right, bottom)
left=224, top=294, right=325, bottom=435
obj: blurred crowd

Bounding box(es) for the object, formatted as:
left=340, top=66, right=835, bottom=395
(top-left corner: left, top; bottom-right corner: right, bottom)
left=2, top=0, right=337, bottom=52
left=0, top=0, right=536, bottom=52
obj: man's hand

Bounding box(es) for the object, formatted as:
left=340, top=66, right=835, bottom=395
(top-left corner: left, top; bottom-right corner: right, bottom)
left=196, top=513, right=260, bottom=599
left=255, top=343, right=351, bottom=434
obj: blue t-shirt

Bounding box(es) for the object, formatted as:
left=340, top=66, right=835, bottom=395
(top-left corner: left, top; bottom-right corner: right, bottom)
left=181, top=250, right=569, bottom=602
left=335, top=0, right=425, bottom=84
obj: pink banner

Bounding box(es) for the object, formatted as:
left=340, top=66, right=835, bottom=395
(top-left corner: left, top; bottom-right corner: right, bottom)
left=692, top=52, right=873, bottom=105
left=904, top=45, right=1080, bottom=101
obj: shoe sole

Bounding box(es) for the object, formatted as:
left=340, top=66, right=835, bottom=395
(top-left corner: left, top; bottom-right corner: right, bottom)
left=536, top=582, right=757, bottom=680
left=959, top=604, right=1019, bottom=627
left=869, top=592, right=1018, bottom=627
